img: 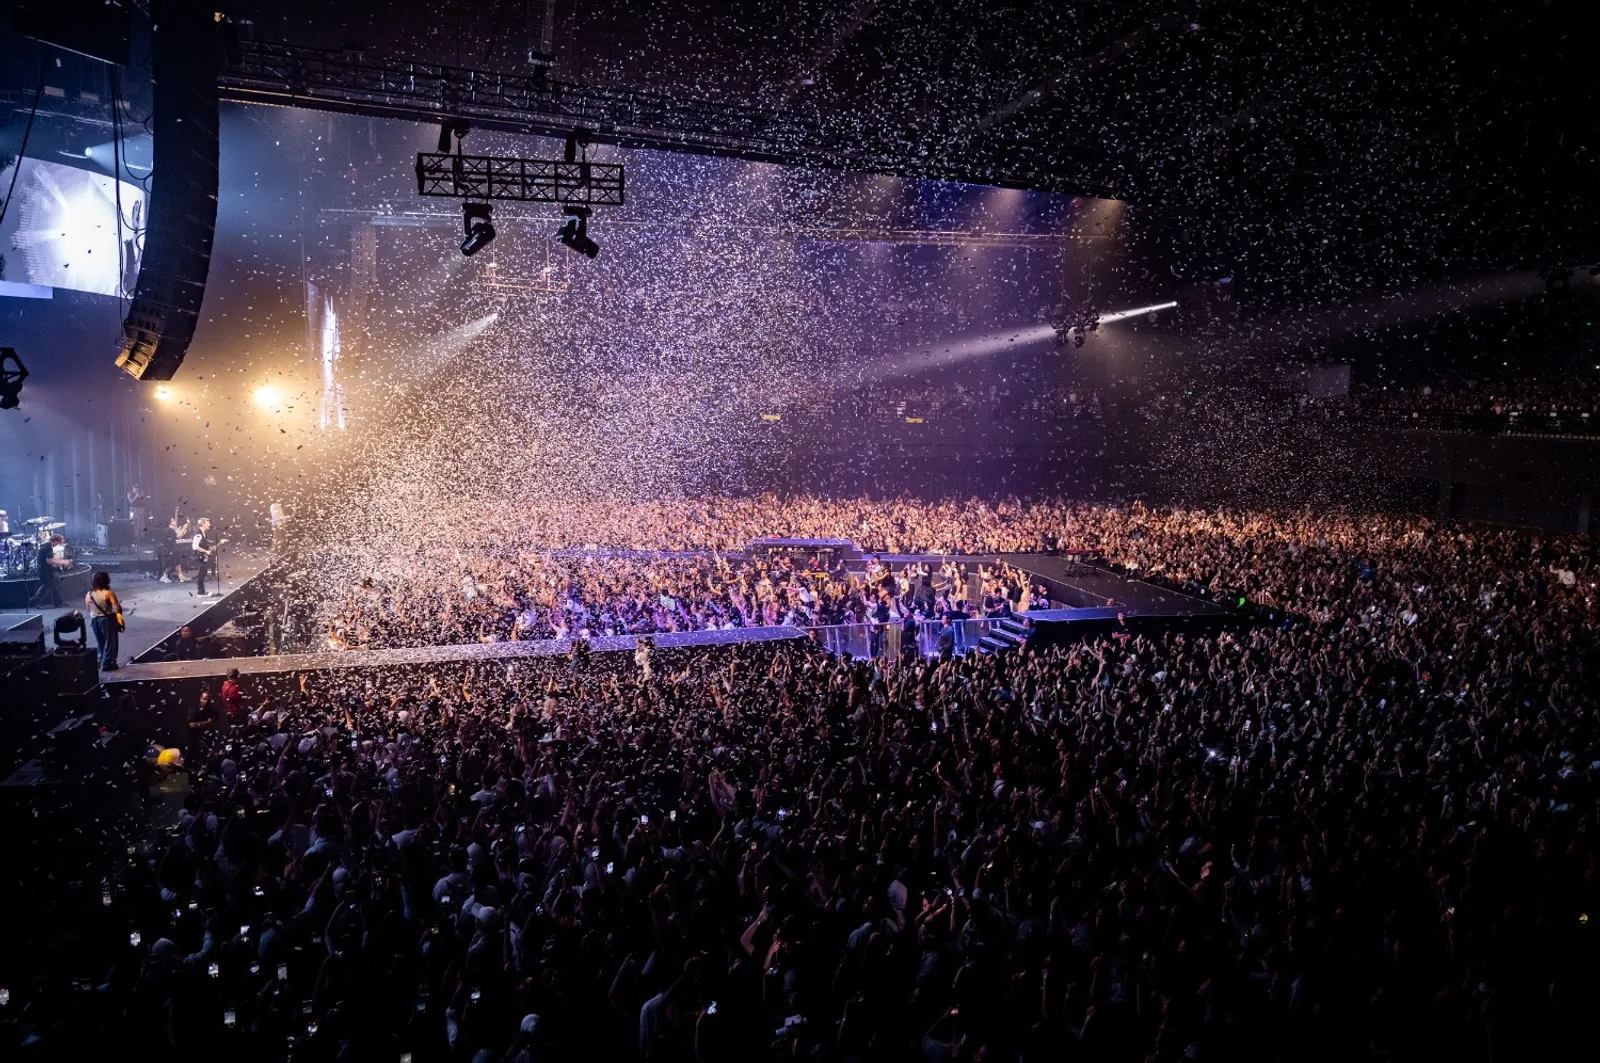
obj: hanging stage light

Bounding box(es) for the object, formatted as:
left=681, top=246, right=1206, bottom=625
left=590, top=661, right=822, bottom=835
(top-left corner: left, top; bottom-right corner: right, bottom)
left=0, top=347, right=28, bottom=409
left=460, top=202, right=497, bottom=256
left=557, top=205, right=600, bottom=259
left=438, top=119, right=471, bottom=154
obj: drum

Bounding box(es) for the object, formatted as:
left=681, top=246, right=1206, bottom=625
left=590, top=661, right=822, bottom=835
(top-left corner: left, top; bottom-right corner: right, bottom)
left=6, top=535, right=31, bottom=573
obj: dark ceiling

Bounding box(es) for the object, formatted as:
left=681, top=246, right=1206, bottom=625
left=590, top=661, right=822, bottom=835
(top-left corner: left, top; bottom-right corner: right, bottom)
left=6, top=0, right=1597, bottom=297
left=220, top=0, right=1600, bottom=293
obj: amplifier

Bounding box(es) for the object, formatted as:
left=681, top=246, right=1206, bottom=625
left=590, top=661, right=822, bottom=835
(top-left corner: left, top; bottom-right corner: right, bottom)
left=97, top=519, right=135, bottom=549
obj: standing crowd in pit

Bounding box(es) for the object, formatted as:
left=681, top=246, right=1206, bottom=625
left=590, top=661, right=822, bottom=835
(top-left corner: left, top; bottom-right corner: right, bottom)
left=316, top=549, right=1048, bottom=651
left=8, top=500, right=1599, bottom=1063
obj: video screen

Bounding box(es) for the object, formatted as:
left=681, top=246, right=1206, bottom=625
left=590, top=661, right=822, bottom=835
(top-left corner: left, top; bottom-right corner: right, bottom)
left=0, top=156, right=145, bottom=298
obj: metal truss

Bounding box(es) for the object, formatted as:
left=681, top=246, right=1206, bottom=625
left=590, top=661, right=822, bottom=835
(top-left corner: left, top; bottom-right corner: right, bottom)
left=416, top=152, right=626, bottom=205
left=218, top=39, right=1123, bottom=198
left=222, top=39, right=816, bottom=161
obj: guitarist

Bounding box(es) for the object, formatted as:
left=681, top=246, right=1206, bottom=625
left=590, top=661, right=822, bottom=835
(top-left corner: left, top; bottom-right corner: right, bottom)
left=85, top=570, right=125, bottom=671
left=191, top=518, right=228, bottom=597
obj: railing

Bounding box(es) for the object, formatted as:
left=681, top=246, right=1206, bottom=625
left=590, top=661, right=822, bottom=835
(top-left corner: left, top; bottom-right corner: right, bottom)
left=807, top=617, right=1018, bottom=660
left=807, top=623, right=912, bottom=662
left=917, top=618, right=1003, bottom=656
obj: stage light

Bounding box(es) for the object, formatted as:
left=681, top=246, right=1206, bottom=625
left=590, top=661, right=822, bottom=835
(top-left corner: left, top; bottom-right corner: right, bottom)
left=0, top=347, right=28, bottom=410
left=254, top=383, right=285, bottom=408
left=461, top=202, right=496, bottom=256
left=153, top=385, right=174, bottom=402
left=558, top=205, right=599, bottom=259
left=437, top=120, right=470, bottom=154
left=53, top=611, right=86, bottom=649
left=1097, top=301, right=1180, bottom=324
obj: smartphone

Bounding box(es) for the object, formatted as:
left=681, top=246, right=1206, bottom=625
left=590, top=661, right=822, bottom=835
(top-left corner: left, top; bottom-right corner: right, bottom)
left=277, top=964, right=289, bottom=981
left=590, top=847, right=600, bottom=860
left=669, top=809, right=677, bottom=822
left=606, top=861, right=615, bottom=874
left=129, top=931, right=141, bottom=947
left=253, top=886, right=266, bottom=898
left=208, top=963, right=220, bottom=978
left=469, top=988, right=482, bottom=1002
left=102, top=889, right=112, bottom=907
left=223, top=1009, right=236, bottom=1028
left=240, top=925, right=251, bottom=936
left=706, top=1001, right=718, bottom=1015
left=639, top=814, right=649, bottom=825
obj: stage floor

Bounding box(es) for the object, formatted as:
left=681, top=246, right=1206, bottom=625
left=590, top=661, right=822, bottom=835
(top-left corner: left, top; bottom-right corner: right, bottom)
left=0, top=549, right=269, bottom=665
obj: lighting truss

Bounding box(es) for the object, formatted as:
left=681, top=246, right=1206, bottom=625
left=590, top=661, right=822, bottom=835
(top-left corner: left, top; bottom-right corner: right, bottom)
left=416, top=152, right=625, bottom=206
left=219, top=39, right=1124, bottom=198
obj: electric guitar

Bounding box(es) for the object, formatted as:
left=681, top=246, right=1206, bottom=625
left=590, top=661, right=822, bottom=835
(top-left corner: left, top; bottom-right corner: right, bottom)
left=194, top=538, right=229, bottom=559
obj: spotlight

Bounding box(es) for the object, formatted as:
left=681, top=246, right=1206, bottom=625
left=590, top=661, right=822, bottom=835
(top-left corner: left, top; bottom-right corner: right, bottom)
left=438, top=119, right=470, bottom=154
left=53, top=610, right=87, bottom=650
left=0, top=347, right=28, bottom=410
left=461, top=203, right=497, bottom=257
left=153, top=385, right=174, bottom=402
left=254, top=383, right=285, bottom=408
left=558, top=205, right=599, bottom=259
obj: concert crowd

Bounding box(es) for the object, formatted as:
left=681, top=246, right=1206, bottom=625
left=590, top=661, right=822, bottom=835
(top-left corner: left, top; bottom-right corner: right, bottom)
left=9, top=498, right=1596, bottom=1063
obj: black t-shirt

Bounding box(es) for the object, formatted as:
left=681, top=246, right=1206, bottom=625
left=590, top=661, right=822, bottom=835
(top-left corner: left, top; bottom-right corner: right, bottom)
left=35, top=542, right=53, bottom=578
left=187, top=699, right=217, bottom=730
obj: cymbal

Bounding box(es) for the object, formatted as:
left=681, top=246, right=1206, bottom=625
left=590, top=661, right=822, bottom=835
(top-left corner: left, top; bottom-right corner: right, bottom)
left=44, top=522, right=65, bottom=530
left=23, top=517, right=51, bottom=525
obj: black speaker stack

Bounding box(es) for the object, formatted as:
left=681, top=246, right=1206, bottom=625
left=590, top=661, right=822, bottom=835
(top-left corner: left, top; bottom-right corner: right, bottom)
left=113, top=0, right=220, bottom=381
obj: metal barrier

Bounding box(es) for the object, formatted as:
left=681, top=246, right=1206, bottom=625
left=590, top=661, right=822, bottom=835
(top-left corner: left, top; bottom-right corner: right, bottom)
left=806, top=618, right=1010, bottom=660
left=807, top=622, right=911, bottom=661
left=916, top=617, right=999, bottom=657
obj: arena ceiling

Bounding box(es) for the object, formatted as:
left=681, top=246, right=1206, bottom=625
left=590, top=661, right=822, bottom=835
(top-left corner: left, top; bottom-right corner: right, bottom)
left=217, top=0, right=1599, bottom=291
left=5, top=0, right=1595, bottom=294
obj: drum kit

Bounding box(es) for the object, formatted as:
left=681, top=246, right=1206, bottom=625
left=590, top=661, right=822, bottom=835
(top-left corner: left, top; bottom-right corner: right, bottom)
left=5, top=517, right=65, bottom=574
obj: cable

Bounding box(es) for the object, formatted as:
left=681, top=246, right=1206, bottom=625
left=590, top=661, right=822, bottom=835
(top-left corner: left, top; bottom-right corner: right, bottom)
left=0, top=56, right=48, bottom=231
left=108, top=67, right=148, bottom=229
left=112, top=65, right=126, bottom=307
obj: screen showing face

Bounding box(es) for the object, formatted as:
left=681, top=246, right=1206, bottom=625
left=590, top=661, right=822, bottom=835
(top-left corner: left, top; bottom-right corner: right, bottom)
left=0, top=156, right=146, bottom=298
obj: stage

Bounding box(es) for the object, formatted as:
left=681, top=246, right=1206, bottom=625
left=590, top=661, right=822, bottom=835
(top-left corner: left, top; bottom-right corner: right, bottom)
left=0, top=548, right=270, bottom=666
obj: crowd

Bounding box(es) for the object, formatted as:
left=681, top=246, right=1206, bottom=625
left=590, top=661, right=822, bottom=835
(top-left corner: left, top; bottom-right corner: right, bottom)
left=1356, top=372, right=1600, bottom=428
left=9, top=499, right=1599, bottom=1063
left=317, top=544, right=1046, bottom=650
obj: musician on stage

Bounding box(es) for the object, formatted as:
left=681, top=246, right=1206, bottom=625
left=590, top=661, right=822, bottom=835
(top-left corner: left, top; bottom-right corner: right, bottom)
left=29, top=534, right=71, bottom=608
left=191, top=518, right=222, bottom=597
left=269, top=502, right=289, bottom=555
left=127, top=485, right=151, bottom=540
left=161, top=515, right=191, bottom=583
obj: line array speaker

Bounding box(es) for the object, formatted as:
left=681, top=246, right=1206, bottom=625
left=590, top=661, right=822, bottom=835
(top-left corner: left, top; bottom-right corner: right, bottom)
left=114, top=0, right=219, bottom=381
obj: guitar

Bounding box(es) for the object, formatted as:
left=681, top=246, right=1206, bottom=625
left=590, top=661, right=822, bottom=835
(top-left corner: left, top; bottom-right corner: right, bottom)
left=194, top=538, right=229, bottom=559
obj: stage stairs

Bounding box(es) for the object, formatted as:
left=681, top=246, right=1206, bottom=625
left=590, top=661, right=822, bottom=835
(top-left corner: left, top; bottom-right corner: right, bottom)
left=974, top=615, right=1029, bottom=656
